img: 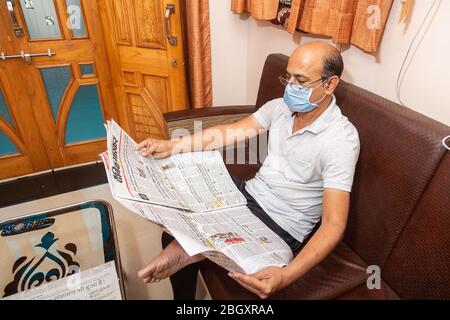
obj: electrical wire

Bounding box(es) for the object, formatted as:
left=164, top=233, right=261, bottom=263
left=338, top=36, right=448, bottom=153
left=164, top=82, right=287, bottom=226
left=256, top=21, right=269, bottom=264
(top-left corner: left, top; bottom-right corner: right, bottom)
left=396, top=0, right=441, bottom=107
left=443, top=136, right=450, bottom=151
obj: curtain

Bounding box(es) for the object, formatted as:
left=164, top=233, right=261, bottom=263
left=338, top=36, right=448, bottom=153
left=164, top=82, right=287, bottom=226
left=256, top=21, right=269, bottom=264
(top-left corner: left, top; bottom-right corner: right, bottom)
left=231, top=0, right=394, bottom=53
left=183, top=0, right=213, bottom=108
left=231, top=0, right=280, bottom=20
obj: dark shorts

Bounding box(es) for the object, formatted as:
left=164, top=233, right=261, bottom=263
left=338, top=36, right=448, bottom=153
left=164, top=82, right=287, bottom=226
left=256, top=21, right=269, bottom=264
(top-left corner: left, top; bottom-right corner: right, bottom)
left=231, top=176, right=302, bottom=253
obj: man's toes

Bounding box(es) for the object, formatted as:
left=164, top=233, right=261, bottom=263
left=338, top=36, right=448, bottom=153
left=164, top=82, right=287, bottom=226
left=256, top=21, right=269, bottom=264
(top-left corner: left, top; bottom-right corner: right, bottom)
left=143, top=276, right=152, bottom=284
left=142, top=274, right=163, bottom=285
left=138, top=264, right=156, bottom=279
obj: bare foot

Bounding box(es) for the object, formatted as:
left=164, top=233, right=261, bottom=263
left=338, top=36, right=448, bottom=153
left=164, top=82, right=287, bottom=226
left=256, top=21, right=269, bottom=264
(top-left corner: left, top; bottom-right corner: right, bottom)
left=138, top=240, right=205, bottom=284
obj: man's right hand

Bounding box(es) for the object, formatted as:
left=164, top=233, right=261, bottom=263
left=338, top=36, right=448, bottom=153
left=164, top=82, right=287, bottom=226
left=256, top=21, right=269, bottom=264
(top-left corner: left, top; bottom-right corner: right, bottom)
left=135, top=138, right=177, bottom=159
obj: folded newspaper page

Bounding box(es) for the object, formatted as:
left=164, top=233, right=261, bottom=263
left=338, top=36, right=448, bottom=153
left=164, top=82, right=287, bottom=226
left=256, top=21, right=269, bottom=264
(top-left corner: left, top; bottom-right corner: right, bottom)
left=101, top=121, right=293, bottom=275
left=3, top=261, right=122, bottom=300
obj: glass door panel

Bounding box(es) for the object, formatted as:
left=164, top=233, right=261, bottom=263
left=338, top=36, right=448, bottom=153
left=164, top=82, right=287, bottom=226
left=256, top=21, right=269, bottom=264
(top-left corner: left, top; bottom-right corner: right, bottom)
left=65, top=84, right=106, bottom=144
left=0, top=89, right=19, bottom=157
left=18, top=0, right=62, bottom=39
left=65, top=0, right=87, bottom=38
left=39, top=66, right=73, bottom=121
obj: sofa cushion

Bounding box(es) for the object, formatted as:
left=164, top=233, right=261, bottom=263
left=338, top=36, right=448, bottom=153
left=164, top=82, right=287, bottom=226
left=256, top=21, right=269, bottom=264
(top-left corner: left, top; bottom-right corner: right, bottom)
left=271, top=243, right=368, bottom=300
left=382, top=153, right=450, bottom=299
left=336, top=282, right=400, bottom=300
left=335, top=81, right=450, bottom=268
left=226, top=164, right=261, bottom=181
left=200, top=242, right=369, bottom=300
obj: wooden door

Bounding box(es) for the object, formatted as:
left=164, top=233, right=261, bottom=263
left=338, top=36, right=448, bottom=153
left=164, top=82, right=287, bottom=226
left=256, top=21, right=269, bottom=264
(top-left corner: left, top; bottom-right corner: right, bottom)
left=98, top=0, right=189, bottom=142
left=0, top=0, right=119, bottom=180
left=0, top=2, right=51, bottom=180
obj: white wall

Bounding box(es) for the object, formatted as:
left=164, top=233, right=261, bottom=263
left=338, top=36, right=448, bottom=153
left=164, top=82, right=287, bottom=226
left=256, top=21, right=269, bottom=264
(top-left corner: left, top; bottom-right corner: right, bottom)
left=210, top=0, right=450, bottom=127
left=210, top=0, right=249, bottom=106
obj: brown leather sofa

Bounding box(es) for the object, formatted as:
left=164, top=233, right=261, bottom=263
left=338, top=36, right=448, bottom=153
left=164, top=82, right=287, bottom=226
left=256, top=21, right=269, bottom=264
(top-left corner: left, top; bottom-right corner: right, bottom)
left=164, top=54, right=450, bottom=300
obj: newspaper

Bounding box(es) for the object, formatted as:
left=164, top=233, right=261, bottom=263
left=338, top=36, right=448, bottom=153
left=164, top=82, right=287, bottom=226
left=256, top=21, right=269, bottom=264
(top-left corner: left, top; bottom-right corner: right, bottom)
left=105, top=119, right=247, bottom=212
left=3, top=261, right=122, bottom=300
left=102, top=120, right=293, bottom=275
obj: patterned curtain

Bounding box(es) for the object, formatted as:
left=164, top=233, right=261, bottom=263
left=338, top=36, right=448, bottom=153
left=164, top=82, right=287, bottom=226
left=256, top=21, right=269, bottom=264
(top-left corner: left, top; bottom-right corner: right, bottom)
left=231, top=0, right=394, bottom=53
left=231, top=0, right=280, bottom=20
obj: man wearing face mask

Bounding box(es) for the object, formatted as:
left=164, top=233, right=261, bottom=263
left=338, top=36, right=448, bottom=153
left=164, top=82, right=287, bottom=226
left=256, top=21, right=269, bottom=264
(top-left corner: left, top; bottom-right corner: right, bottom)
left=135, top=41, right=360, bottom=299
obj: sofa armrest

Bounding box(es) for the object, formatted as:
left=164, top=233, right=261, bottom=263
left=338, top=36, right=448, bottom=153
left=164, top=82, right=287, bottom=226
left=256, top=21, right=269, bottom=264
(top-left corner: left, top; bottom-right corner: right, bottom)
left=164, top=105, right=255, bottom=137
left=164, top=105, right=264, bottom=168
left=164, top=105, right=255, bottom=122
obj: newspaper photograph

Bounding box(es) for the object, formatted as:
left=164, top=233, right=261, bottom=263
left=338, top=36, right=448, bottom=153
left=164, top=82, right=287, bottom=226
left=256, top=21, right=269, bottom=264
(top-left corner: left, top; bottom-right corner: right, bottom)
left=101, top=121, right=293, bottom=275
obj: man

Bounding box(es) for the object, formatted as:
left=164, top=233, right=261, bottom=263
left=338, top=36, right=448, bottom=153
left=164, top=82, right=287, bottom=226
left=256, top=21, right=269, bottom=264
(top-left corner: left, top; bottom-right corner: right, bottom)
left=135, top=41, right=360, bottom=299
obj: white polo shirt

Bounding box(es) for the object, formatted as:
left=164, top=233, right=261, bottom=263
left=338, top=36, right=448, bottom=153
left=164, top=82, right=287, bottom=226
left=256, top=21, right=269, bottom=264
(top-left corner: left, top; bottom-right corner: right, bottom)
left=245, top=96, right=360, bottom=243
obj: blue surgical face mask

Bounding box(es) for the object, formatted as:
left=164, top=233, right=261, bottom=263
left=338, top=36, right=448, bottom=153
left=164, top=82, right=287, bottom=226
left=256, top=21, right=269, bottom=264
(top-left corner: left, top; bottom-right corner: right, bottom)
left=283, top=80, right=327, bottom=113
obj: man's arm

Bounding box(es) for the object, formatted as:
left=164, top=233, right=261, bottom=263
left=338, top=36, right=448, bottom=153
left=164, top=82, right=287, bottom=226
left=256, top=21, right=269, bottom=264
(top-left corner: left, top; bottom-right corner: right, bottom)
left=229, top=188, right=350, bottom=299
left=284, top=188, right=349, bottom=280
left=136, top=115, right=264, bottom=158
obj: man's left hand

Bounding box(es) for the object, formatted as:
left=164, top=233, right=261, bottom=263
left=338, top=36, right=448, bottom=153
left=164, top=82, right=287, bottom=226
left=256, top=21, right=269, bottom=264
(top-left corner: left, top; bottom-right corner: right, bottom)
left=228, top=267, right=291, bottom=299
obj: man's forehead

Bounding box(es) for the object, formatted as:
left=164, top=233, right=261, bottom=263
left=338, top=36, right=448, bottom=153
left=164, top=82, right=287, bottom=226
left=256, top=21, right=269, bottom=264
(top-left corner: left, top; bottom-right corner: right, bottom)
left=287, top=61, right=322, bottom=78
left=287, top=50, right=323, bottom=77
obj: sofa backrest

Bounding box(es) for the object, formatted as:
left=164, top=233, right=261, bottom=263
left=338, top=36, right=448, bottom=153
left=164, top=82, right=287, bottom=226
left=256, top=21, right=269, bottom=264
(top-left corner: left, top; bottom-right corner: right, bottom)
left=382, top=153, right=450, bottom=299
left=255, top=53, right=450, bottom=275
left=334, top=81, right=449, bottom=268
left=255, top=54, right=288, bottom=110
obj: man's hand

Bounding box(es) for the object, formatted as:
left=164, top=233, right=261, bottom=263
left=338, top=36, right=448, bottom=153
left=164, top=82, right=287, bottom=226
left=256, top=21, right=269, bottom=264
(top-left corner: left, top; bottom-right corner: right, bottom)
left=135, top=138, right=177, bottom=159
left=230, top=189, right=349, bottom=299
left=228, top=267, right=291, bottom=299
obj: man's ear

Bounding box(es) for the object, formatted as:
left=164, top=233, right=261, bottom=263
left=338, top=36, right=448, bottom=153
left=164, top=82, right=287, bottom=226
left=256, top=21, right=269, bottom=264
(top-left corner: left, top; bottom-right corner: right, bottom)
left=325, top=76, right=340, bottom=94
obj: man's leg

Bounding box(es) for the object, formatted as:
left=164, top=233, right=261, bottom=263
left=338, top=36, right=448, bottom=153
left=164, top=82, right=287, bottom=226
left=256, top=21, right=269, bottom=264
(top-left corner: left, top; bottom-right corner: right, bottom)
left=138, top=232, right=205, bottom=299
left=161, top=232, right=204, bottom=300
left=231, top=176, right=303, bottom=253
left=137, top=176, right=273, bottom=299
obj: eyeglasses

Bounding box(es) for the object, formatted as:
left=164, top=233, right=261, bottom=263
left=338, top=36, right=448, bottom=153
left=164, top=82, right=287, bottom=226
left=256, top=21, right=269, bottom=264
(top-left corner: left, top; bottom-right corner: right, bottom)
left=278, top=75, right=324, bottom=88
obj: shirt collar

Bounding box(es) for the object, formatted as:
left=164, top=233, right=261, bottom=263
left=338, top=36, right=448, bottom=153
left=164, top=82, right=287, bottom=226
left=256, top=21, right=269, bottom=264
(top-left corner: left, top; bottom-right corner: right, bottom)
left=284, top=95, right=340, bottom=136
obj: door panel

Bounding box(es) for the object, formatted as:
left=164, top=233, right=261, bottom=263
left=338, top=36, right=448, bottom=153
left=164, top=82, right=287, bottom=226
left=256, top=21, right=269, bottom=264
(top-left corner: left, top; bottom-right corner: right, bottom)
left=0, top=91, right=15, bottom=130
left=132, top=0, right=166, bottom=49
left=1, top=0, right=188, bottom=180
left=79, top=63, right=94, bottom=77
left=0, top=71, right=49, bottom=179
left=65, top=83, right=106, bottom=144
left=98, top=0, right=189, bottom=142
left=0, top=90, right=19, bottom=157
left=39, top=65, right=73, bottom=121
left=17, top=0, right=119, bottom=168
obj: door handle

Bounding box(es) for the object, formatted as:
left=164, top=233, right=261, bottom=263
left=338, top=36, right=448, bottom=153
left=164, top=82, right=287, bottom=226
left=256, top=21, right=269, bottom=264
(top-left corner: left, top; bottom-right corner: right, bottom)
left=0, top=49, right=56, bottom=64
left=6, top=0, right=24, bottom=37
left=165, top=4, right=177, bottom=46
